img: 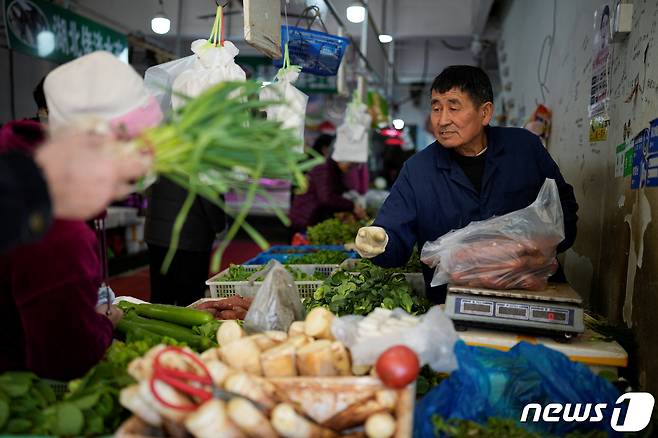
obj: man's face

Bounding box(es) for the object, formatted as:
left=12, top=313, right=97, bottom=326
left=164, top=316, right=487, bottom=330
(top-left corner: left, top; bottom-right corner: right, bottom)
left=430, top=87, right=490, bottom=149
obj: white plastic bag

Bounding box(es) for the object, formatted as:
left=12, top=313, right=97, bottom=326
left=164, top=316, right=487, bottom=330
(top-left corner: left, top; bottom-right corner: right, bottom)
left=144, top=55, right=197, bottom=114
left=332, top=94, right=371, bottom=163
left=243, top=260, right=306, bottom=333
left=259, top=50, right=308, bottom=153
left=421, top=178, right=565, bottom=291
left=171, top=39, right=246, bottom=110
left=331, top=306, right=458, bottom=372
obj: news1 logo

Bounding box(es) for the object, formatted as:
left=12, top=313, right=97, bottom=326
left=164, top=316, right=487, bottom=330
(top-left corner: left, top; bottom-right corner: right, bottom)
left=520, top=392, right=655, bottom=432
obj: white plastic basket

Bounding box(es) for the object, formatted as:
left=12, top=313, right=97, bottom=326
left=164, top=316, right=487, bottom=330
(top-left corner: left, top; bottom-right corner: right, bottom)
left=206, top=264, right=338, bottom=299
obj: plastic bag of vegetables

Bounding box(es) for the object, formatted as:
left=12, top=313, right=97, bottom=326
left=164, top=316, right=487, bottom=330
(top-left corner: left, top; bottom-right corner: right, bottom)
left=332, top=306, right=458, bottom=372
left=259, top=45, right=308, bottom=153
left=243, top=260, right=306, bottom=333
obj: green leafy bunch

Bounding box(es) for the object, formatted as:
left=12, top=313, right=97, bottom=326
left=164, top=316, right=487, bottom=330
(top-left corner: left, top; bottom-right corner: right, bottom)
left=305, top=265, right=429, bottom=316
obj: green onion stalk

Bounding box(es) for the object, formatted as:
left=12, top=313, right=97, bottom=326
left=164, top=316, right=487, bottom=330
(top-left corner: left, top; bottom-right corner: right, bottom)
left=138, top=80, right=323, bottom=272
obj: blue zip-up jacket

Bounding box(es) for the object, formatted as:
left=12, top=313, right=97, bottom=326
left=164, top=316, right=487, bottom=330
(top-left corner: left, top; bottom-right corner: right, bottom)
left=372, top=126, right=579, bottom=303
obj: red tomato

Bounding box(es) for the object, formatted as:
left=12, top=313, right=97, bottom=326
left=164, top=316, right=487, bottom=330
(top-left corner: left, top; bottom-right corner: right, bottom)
left=375, top=345, right=420, bottom=389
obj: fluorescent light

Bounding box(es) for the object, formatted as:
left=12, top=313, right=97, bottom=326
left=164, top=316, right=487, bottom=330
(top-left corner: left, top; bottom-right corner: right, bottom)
left=346, top=4, right=366, bottom=23
left=151, top=15, right=170, bottom=34
left=37, top=31, right=55, bottom=56
left=378, top=34, right=393, bottom=43
left=392, top=119, right=405, bottom=130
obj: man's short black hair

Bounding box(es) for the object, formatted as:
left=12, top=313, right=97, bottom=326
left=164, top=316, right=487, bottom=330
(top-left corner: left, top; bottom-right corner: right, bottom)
left=431, top=65, right=494, bottom=107
left=33, top=76, right=47, bottom=111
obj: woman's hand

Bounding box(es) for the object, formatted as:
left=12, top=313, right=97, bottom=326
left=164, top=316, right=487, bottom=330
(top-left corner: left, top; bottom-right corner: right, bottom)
left=96, top=304, right=124, bottom=327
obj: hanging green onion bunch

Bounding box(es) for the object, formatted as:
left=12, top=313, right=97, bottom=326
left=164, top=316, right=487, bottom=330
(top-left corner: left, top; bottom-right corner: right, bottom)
left=139, top=80, right=322, bottom=272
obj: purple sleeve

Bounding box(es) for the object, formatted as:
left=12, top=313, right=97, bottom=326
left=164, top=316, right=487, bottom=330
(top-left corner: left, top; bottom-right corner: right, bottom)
left=11, top=221, right=113, bottom=380
left=314, top=164, right=355, bottom=212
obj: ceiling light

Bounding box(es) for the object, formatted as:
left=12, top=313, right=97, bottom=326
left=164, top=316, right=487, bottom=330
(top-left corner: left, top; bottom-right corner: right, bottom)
left=151, top=0, right=170, bottom=34
left=392, top=119, right=405, bottom=130
left=346, top=4, right=366, bottom=23
left=378, top=34, right=393, bottom=43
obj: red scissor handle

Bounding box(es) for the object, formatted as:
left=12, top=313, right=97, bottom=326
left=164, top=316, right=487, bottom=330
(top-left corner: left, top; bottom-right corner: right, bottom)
left=149, top=346, right=214, bottom=411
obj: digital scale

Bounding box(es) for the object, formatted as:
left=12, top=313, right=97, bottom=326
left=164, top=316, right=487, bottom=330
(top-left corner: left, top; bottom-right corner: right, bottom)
left=446, top=283, right=584, bottom=339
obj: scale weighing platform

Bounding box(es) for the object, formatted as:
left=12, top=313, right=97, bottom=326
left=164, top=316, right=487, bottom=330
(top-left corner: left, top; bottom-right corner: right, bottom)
left=446, top=283, right=584, bottom=338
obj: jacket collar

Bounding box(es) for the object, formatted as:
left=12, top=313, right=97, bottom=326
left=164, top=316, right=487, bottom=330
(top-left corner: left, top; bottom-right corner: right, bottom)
left=433, top=125, right=503, bottom=170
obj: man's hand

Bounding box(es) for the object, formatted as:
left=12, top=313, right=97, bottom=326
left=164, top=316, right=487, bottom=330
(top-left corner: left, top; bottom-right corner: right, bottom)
left=34, top=129, right=151, bottom=220
left=355, top=226, right=388, bottom=258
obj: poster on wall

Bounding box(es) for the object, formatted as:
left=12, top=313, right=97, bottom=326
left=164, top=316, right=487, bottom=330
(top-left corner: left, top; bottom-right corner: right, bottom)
left=631, top=128, right=649, bottom=189
left=590, top=114, right=610, bottom=142
left=647, top=119, right=658, bottom=187
left=588, top=3, right=612, bottom=142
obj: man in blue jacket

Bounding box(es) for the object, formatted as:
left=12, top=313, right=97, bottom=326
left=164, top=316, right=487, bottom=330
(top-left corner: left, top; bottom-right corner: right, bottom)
left=355, top=65, right=579, bottom=303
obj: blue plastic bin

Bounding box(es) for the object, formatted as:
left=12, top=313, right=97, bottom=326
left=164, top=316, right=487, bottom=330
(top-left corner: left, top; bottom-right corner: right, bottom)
left=245, top=245, right=358, bottom=265
left=274, top=26, right=350, bottom=76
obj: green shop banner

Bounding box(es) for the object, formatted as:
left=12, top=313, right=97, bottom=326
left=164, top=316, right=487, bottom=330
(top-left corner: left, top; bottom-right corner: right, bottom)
left=237, top=56, right=337, bottom=94
left=3, top=0, right=127, bottom=63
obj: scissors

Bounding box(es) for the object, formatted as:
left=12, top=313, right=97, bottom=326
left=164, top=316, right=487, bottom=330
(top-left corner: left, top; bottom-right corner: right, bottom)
left=149, top=346, right=267, bottom=412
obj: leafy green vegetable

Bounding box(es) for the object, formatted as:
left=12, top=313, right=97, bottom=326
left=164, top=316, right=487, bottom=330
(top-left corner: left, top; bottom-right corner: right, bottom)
left=0, top=399, right=9, bottom=429
left=220, top=264, right=326, bottom=282
left=416, top=366, right=446, bottom=398
left=305, top=265, right=430, bottom=316
left=193, top=319, right=222, bottom=338
left=54, top=403, right=84, bottom=437
left=307, top=215, right=367, bottom=245
left=348, top=248, right=422, bottom=274
left=286, top=250, right=348, bottom=265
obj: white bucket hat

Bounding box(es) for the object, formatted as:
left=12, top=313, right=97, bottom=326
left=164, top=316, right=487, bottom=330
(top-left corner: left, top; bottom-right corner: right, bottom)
left=44, top=51, right=162, bottom=136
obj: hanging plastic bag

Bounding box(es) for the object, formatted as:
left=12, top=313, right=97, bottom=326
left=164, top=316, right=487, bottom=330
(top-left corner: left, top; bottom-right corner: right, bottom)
left=144, top=55, right=196, bottom=114
left=421, top=178, right=565, bottom=291
left=414, top=341, right=623, bottom=437
left=332, top=92, right=372, bottom=163
left=260, top=45, right=308, bottom=153
left=331, top=306, right=458, bottom=372
left=243, top=260, right=306, bottom=333
left=169, top=5, right=245, bottom=110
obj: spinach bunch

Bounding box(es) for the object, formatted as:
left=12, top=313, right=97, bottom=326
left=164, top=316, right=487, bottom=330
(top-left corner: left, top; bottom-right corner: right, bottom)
left=287, top=250, right=348, bottom=265
left=306, top=266, right=429, bottom=316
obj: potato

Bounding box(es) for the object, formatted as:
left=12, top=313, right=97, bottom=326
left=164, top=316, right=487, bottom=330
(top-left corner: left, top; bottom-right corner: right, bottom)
left=227, top=397, right=277, bottom=438
left=184, top=399, right=245, bottom=438
left=297, top=340, right=337, bottom=377
left=119, top=385, right=162, bottom=427
left=323, top=399, right=387, bottom=431
left=365, top=412, right=396, bottom=438
left=223, top=373, right=277, bottom=411
left=265, top=330, right=288, bottom=343
left=217, top=320, right=245, bottom=346
left=247, top=334, right=277, bottom=352
left=260, top=342, right=297, bottom=377
left=219, top=337, right=262, bottom=375
left=352, top=364, right=371, bottom=376
left=304, top=308, right=335, bottom=340
left=330, top=341, right=352, bottom=376
left=288, top=321, right=306, bottom=337
left=271, top=403, right=338, bottom=438
left=205, top=360, right=232, bottom=387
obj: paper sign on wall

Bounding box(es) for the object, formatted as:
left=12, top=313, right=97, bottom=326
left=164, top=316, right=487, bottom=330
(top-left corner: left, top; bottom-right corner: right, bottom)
left=624, top=146, right=634, bottom=177
left=631, top=128, right=649, bottom=189
left=589, top=114, right=609, bottom=142
left=615, top=142, right=628, bottom=177
left=647, top=118, right=658, bottom=187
